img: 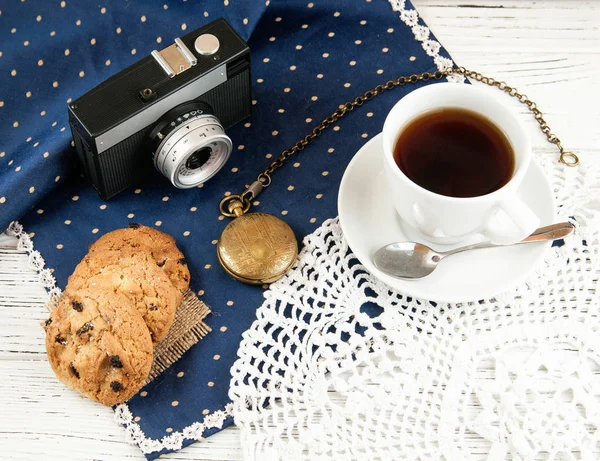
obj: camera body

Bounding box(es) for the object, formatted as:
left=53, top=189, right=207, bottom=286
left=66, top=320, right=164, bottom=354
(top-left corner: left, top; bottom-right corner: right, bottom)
left=68, top=18, right=251, bottom=200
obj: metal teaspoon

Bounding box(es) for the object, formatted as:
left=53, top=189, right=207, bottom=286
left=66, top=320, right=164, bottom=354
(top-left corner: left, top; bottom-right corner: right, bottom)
left=373, top=222, right=575, bottom=280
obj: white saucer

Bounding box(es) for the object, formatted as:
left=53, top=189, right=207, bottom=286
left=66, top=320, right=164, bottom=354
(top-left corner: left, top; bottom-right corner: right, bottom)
left=338, top=134, right=555, bottom=303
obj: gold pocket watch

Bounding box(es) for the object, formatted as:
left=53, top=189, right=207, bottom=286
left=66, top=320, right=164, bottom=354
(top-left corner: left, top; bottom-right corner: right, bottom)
left=217, top=181, right=298, bottom=285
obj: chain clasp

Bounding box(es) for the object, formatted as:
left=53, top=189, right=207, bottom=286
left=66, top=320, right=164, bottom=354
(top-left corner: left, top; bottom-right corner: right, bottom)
left=560, top=151, right=580, bottom=167
left=219, top=180, right=265, bottom=218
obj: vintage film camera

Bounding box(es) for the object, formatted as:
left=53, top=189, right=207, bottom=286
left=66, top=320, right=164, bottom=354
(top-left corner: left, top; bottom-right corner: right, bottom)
left=68, top=18, right=251, bottom=199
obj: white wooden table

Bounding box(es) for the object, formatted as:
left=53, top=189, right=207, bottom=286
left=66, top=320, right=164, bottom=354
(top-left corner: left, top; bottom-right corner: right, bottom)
left=1, top=1, right=599, bottom=459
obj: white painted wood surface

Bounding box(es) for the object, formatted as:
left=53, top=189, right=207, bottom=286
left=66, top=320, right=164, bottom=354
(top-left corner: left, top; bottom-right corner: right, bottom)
left=1, top=1, right=599, bottom=459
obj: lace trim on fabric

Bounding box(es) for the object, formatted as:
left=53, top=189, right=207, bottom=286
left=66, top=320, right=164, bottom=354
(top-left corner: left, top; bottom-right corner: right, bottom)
left=388, top=0, right=465, bottom=83
left=114, top=402, right=234, bottom=454
left=6, top=221, right=62, bottom=307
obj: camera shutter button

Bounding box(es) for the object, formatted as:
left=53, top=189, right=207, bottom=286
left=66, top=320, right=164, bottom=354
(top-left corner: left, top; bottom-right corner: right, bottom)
left=194, top=34, right=220, bottom=56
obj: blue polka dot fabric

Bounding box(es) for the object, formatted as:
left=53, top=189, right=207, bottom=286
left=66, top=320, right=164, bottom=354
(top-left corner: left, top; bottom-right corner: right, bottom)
left=1, top=0, right=457, bottom=458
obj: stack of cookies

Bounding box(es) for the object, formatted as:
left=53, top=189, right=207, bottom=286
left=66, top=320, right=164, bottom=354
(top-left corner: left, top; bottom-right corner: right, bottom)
left=44, top=224, right=190, bottom=406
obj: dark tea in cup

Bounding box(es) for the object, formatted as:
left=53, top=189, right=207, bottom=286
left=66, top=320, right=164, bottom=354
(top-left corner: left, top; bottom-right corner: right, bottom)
left=393, top=108, right=514, bottom=198
left=383, top=83, right=537, bottom=244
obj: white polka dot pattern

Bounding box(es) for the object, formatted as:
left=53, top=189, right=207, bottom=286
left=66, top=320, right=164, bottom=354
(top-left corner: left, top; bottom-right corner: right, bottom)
left=3, top=0, right=461, bottom=457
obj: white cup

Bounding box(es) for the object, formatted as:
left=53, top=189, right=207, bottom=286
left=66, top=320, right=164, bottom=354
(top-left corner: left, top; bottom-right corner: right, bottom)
left=382, top=83, right=539, bottom=245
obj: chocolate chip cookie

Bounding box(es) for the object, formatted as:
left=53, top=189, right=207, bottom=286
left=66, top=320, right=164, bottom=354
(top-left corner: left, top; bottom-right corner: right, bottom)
left=66, top=249, right=182, bottom=344
left=88, top=224, right=190, bottom=293
left=45, top=292, right=153, bottom=406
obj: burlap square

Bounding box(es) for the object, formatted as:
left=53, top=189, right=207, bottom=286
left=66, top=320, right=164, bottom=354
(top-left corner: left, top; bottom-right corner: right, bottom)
left=149, top=290, right=211, bottom=381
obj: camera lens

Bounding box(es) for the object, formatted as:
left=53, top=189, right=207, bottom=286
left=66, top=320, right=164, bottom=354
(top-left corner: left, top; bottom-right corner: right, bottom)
left=185, top=147, right=212, bottom=170
left=151, top=106, right=233, bottom=189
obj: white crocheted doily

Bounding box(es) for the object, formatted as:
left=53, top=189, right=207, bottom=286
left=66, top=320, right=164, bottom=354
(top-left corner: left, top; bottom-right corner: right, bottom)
left=229, top=159, right=600, bottom=461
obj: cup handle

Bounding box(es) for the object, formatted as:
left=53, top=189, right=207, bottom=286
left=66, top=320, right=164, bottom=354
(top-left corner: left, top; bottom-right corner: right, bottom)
left=483, top=197, right=540, bottom=244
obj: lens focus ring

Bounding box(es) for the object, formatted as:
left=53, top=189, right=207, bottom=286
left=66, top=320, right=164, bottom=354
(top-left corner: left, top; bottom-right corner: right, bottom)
left=152, top=112, right=232, bottom=189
